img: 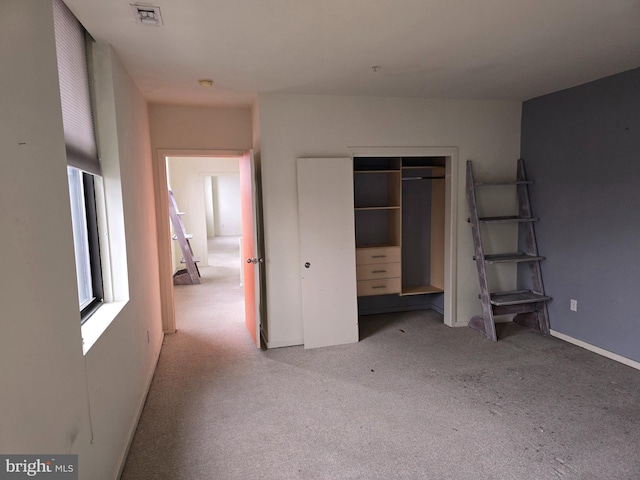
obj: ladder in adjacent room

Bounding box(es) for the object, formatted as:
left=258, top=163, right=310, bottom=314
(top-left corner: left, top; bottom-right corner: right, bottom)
left=168, top=190, right=200, bottom=285
left=466, top=159, right=550, bottom=341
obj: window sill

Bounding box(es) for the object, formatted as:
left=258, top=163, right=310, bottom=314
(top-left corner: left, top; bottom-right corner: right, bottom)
left=81, top=301, right=127, bottom=355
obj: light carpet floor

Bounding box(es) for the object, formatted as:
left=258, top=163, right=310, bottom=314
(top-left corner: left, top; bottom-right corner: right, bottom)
left=121, top=236, right=640, bottom=480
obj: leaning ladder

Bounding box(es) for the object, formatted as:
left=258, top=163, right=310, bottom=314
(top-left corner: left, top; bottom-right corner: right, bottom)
left=466, top=159, right=550, bottom=341
left=168, top=190, right=200, bottom=285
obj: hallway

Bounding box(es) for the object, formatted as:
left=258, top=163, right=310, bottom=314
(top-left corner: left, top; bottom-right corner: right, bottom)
left=120, top=234, right=261, bottom=478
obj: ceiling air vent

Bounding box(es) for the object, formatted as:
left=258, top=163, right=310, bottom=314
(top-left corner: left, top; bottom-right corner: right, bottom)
left=131, top=4, right=163, bottom=26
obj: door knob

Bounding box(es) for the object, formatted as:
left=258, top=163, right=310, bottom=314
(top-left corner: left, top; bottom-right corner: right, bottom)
left=304, top=262, right=311, bottom=268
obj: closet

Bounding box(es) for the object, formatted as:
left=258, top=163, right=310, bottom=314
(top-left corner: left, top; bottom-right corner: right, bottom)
left=298, top=153, right=453, bottom=348
left=354, top=156, right=445, bottom=304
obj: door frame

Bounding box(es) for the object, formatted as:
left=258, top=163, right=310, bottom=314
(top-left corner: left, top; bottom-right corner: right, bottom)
left=153, top=148, right=245, bottom=333
left=348, top=146, right=459, bottom=328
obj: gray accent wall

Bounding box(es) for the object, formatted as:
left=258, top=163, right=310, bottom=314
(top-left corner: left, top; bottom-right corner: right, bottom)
left=520, top=67, right=640, bottom=362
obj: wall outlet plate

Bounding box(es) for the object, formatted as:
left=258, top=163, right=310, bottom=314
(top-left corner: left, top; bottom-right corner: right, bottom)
left=570, top=299, right=578, bottom=312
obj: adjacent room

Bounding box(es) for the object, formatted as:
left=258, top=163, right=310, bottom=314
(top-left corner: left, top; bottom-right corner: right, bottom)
left=2, top=1, right=639, bottom=479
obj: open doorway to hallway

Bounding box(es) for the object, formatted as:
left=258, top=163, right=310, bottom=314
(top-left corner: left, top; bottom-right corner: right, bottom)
left=159, top=151, right=263, bottom=347
left=166, top=156, right=246, bottom=337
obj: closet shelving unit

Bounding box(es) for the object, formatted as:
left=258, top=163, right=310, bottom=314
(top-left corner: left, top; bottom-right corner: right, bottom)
left=353, top=156, right=445, bottom=298
left=354, top=158, right=402, bottom=297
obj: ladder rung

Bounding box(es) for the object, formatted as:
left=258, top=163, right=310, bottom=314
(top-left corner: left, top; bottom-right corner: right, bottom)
left=484, top=253, right=545, bottom=264
left=181, top=256, right=200, bottom=263
left=474, top=181, right=533, bottom=186
left=172, top=233, right=193, bottom=240
left=490, top=290, right=551, bottom=306
left=479, top=216, right=538, bottom=223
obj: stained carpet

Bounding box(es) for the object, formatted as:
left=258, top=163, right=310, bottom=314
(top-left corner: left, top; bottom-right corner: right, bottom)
left=120, top=236, right=640, bottom=480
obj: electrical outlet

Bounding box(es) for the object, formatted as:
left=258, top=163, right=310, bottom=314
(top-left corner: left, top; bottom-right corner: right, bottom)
left=570, top=299, right=578, bottom=312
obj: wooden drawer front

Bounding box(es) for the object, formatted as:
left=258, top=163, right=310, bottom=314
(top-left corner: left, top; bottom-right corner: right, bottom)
left=356, top=262, right=401, bottom=281
left=356, top=247, right=401, bottom=265
left=357, top=277, right=401, bottom=297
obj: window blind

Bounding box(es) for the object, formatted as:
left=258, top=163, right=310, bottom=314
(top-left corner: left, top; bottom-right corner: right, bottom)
left=53, top=0, right=100, bottom=176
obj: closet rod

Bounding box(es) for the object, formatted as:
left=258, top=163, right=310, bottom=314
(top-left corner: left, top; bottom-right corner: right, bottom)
left=402, top=176, right=445, bottom=181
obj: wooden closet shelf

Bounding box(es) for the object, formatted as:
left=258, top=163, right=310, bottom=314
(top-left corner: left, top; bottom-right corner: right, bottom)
left=400, top=285, right=444, bottom=296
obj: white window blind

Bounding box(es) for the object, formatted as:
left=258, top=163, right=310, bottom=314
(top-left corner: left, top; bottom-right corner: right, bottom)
left=53, top=0, right=100, bottom=176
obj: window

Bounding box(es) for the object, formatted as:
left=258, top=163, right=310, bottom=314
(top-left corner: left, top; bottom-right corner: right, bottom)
left=54, top=0, right=103, bottom=321
left=68, top=167, right=103, bottom=320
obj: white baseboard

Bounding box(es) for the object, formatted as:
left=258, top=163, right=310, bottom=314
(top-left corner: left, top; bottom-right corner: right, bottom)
left=551, top=329, right=640, bottom=372
left=265, top=338, right=304, bottom=349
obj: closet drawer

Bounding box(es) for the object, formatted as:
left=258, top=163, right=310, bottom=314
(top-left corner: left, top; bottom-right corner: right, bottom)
left=357, top=277, right=401, bottom=297
left=356, top=262, right=401, bottom=281
left=356, top=246, right=401, bottom=265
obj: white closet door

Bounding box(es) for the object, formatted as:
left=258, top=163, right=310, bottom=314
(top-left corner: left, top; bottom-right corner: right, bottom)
left=297, top=157, right=359, bottom=349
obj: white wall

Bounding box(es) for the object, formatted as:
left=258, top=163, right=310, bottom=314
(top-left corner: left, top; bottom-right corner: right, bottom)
left=213, top=175, right=242, bottom=236
left=203, top=175, right=243, bottom=238
left=0, top=0, right=92, bottom=455
left=149, top=104, right=252, bottom=151
left=167, top=157, right=239, bottom=270
left=204, top=177, right=215, bottom=238
left=85, top=45, right=163, bottom=478
left=257, top=93, right=522, bottom=347
left=0, top=3, right=163, bottom=478
left=148, top=104, right=252, bottom=331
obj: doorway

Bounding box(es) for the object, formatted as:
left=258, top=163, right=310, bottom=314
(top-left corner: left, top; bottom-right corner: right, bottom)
left=153, top=149, right=262, bottom=347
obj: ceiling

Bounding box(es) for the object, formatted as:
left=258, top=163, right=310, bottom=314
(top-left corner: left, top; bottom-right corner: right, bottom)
left=65, top=0, right=640, bottom=107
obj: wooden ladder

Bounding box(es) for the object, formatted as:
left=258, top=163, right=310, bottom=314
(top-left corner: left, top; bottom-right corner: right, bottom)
left=168, top=190, right=200, bottom=285
left=466, top=159, right=550, bottom=341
